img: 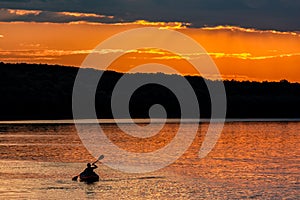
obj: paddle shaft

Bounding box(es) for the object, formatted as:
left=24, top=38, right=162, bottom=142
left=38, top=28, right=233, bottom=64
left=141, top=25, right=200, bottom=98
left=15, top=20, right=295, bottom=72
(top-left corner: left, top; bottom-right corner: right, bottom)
left=92, top=160, right=99, bottom=165
left=93, top=155, right=104, bottom=164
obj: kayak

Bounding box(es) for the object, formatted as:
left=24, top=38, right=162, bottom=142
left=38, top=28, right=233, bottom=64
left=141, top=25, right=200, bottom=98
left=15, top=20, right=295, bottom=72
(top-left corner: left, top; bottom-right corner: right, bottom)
left=79, top=172, right=100, bottom=183
left=72, top=155, right=104, bottom=183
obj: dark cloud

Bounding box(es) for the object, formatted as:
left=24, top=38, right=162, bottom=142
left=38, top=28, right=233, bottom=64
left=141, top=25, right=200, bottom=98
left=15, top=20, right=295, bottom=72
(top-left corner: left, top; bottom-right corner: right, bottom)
left=0, top=0, right=299, bottom=30
left=0, top=8, right=117, bottom=23
left=2, top=0, right=30, bottom=3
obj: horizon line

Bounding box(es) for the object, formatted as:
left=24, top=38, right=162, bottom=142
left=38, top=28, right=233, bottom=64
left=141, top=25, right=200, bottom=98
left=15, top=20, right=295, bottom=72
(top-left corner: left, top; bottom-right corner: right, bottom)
left=1, top=118, right=300, bottom=124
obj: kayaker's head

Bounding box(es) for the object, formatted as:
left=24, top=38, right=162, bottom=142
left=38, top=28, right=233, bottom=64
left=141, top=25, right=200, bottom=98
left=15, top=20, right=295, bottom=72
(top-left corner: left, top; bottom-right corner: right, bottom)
left=87, top=163, right=91, bottom=167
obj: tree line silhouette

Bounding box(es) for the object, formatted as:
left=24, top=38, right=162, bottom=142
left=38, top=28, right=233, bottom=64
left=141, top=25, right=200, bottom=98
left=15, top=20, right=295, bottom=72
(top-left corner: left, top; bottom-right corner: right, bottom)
left=0, top=62, right=299, bottom=120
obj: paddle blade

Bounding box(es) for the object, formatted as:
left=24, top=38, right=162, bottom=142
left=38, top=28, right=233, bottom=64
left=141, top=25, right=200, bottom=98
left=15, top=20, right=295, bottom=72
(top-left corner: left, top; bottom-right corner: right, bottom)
left=92, top=155, right=104, bottom=165
left=72, top=176, right=78, bottom=181
left=98, top=155, right=104, bottom=160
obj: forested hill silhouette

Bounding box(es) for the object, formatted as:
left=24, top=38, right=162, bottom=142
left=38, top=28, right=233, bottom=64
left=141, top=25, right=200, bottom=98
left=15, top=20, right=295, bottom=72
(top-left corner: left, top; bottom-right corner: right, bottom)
left=0, top=62, right=300, bottom=120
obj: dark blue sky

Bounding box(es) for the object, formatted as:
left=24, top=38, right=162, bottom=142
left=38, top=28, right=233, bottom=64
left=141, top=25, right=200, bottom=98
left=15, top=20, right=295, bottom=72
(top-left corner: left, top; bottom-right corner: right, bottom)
left=0, top=0, right=299, bottom=31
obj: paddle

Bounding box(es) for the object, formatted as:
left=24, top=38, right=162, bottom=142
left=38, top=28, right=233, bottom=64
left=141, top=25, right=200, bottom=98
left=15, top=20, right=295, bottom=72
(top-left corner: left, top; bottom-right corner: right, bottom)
left=72, top=155, right=104, bottom=181
left=92, top=154, right=104, bottom=165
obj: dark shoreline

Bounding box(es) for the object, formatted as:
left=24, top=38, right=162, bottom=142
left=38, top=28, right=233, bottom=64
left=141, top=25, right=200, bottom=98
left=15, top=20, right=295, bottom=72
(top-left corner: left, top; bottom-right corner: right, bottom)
left=1, top=62, right=300, bottom=120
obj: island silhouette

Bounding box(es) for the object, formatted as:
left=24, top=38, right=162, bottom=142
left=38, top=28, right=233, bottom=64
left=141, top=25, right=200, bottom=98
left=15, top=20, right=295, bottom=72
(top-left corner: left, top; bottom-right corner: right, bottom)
left=0, top=62, right=299, bottom=120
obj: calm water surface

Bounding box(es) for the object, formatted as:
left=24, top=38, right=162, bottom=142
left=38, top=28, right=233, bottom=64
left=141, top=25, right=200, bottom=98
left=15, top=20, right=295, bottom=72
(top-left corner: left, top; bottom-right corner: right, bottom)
left=0, top=122, right=299, bottom=199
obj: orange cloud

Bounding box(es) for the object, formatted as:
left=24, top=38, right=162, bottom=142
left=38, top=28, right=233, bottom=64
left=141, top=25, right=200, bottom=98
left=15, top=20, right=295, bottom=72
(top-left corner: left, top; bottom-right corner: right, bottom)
left=114, top=20, right=190, bottom=29
left=59, top=11, right=114, bottom=19
left=7, top=9, right=42, bottom=16
left=208, top=52, right=300, bottom=60
left=0, top=49, right=91, bottom=57
left=201, top=25, right=300, bottom=37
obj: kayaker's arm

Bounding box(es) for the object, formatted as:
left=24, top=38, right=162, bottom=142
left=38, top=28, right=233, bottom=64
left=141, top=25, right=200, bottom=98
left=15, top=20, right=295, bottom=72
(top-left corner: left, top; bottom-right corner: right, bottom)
left=92, top=164, right=98, bottom=169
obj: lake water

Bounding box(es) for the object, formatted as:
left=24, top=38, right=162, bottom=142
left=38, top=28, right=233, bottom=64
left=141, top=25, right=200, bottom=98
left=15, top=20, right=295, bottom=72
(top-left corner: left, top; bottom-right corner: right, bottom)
left=0, top=121, right=299, bottom=199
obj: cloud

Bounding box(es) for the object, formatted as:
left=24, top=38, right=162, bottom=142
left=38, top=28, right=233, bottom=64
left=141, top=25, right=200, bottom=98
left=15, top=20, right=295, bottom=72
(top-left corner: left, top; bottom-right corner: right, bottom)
left=209, top=52, right=300, bottom=60
left=0, top=0, right=299, bottom=31
left=7, top=8, right=41, bottom=16
left=201, top=26, right=300, bottom=37
left=127, top=48, right=300, bottom=61
left=19, top=43, right=41, bottom=48
left=68, top=20, right=189, bottom=29
left=0, top=8, right=116, bottom=23
left=130, top=20, right=190, bottom=29
left=59, top=11, right=114, bottom=19
left=0, top=8, right=190, bottom=29
left=0, top=49, right=91, bottom=63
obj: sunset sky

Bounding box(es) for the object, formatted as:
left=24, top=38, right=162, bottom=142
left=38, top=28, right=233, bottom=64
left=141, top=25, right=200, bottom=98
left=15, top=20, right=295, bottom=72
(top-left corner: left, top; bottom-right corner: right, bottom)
left=0, top=0, right=300, bottom=82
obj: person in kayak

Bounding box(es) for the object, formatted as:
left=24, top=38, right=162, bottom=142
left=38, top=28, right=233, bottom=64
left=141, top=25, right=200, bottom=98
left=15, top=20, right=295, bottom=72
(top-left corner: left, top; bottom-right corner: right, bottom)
left=72, top=155, right=104, bottom=182
left=83, top=163, right=98, bottom=176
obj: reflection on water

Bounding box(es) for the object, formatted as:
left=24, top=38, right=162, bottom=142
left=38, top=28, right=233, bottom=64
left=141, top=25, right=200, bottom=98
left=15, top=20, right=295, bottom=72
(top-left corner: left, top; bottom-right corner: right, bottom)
left=0, top=122, right=299, bottom=199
